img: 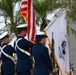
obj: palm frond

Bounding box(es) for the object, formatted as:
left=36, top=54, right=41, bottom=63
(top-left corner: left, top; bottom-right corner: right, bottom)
left=0, top=0, right=24, bottom=33
left=33, top=0, right=62, bottom=30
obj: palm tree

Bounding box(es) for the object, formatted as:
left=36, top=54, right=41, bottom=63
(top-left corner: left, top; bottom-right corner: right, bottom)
left=33, top=0, right=62, bottom=31
left=0, top=0, right=25, bottom=34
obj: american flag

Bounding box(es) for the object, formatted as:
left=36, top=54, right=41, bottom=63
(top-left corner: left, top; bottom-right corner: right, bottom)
left=20, top=0, right=36, bottom=41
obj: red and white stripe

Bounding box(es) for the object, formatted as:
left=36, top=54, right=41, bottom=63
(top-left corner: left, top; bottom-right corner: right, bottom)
left=20, top=0, right=36, bottom=41
left=20, top=0, right=28, bottom=22
left=28, top=0, right=36, bottom=41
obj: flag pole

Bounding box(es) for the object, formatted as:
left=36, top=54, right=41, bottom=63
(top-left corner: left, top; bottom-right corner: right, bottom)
left=51, top=32, right=59, bottom=75
left=51, top=32, right=55, bottom=68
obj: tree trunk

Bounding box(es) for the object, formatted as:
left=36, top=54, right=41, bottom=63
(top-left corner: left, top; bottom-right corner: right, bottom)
left=40, top=18, right=47, bottom=31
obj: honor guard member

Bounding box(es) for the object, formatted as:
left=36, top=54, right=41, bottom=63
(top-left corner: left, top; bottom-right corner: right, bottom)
left=32, top=31, right=54, bottom=75
left=15, top=24, right=34, bottom=75
left=0, top=31, right=16, bottom=75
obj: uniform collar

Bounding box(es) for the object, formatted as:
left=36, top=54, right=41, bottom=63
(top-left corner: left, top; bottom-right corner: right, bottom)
left=38, top=43, right=43, bottom=45
left=1, top=43, right=7, bottom=47
left=17, top=36, right=24, bottom=39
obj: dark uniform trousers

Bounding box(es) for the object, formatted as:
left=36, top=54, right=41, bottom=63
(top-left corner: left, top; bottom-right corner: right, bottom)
left=17, top=70, right=30, bottom=75
left=1, top=73, right=14, bottom=75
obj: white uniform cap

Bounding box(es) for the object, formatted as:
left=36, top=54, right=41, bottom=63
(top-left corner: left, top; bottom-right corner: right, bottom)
left=36, top=31, right=45, bottom=35
left=0, top=31, right=8, bottom=40
left=36, top=31, right=47, bottom=39
left=16, top=24, right=27, bottom=28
